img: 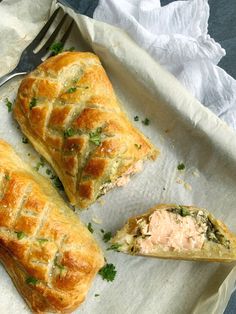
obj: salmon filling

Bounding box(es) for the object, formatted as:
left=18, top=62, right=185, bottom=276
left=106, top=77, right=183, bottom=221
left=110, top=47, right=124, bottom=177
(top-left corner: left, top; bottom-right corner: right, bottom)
left=137, top=210, right=207, bottom=253
left=99, top=160, right=143, bottom=196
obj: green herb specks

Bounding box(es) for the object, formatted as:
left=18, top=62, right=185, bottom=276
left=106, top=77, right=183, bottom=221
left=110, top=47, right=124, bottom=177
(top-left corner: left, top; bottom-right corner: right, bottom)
left=52, top=176, right=64, bottom=191
left=46, top=168, right=52, bottom=176
left=134, top=143, right=142, bottom=150
left=37, top=238, right=48, bottom=244
left=89, top=128, right=102, bottom=146
left=167, top=206, right=191, bottom=217
left=206, top=218, right=230, bottom=249
left=15, top=231, right=25, bottom=240
left=64, top=128, right=75, bottom=138
left=5, top=98, right=13, bottom=112
left=22, top=137, right=28, bottom=144
left=103, top=231, right=112, bottom=243
left=49, top=42, right=64, bottom=55
left=142, top=118, right=150, bottom=126
left=35, top=157, right=45, bottom=171
left=26, top=276, right=39, bottom=286
left=66, top=87, right=77, bottom=94
left=134, top=116, right=139, bottom=121
left=177, top=163, right=185, bottom=170
left=87, top=222, right=94, bottom=233
left=29, top=97, right=37, bottom=110
left=107, top=243, right=122, bottom=252
left=98, top=263, right=117, bottom=282
left=5, top=174, right=10, bottom=180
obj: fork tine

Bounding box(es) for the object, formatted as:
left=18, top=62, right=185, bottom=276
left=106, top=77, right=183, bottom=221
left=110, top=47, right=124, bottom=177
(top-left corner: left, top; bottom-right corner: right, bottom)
left=27, top=8, right=60, bottom=50
left=37, top=14, right=68, bottom=57
left=60, top=20, right=74, bottom=46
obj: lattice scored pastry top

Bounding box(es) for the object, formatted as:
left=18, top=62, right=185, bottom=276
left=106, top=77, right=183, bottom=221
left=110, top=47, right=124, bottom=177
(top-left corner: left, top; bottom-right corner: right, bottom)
left=0, top=140, right=104, bottom=313
left=14, top=52, right=158, bottom=208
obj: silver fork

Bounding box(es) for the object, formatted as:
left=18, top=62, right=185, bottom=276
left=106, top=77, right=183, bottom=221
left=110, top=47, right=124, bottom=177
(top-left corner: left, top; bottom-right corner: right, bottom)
left=0, top=8, right=74, bottom=87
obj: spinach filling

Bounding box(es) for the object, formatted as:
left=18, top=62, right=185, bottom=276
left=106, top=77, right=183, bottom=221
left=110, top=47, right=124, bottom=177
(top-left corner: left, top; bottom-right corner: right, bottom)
left=167, top=206, right=190, bottom=217
left=168, top=206, right=230, bottom=249
left=206, top=219, right=230, bottom=249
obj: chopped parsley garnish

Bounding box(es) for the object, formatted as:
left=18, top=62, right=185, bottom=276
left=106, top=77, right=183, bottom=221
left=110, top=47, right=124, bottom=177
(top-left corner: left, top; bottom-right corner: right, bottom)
left=98, top=263, right=117, bottom=282
left=89, top=128, right=102, bottom=146
left=5, top=98, right=12, bottom=112
left=94, top=294, right=100, bottom=297
left=66, top=87, right=77, bottom=94
left=168, top=206, right=190, bottom=217
left=29, top=97, right=37, bottom=110
left=37, top=238, right=48, bottom=244
left=177, top=163, right=185, bottom=170
left=64, top=127, right=75, bottom=138
left=54, top=258, right=67, bottom=278
left=142, top=118, right=150, bottom=126
left=5, top=174, right=10, bottom=180
left=87, top=222, right=94, bottom=233
left=22, top=137, right=28, bottom=144
left=134, top=116, right=139, bottom=121
left=15, top=231, right=25, bottom=240
left=26, top=276, right=39, bottom=286
left=134, top=143, right=142, bottom=150
left=46, top=168, right=52, bottom=175
left=100, top=229, right=105, bottom=233
left=103, top=231, right=112, bottom=243
left=107, top=243, right=122, bottom=252
left=206, top=218, right=230, bottom=249
left=52, top=176, right=64, bottom=191
left=49, top=42, right=64, bottom=55
left=35, top=157, right=45, bottom=171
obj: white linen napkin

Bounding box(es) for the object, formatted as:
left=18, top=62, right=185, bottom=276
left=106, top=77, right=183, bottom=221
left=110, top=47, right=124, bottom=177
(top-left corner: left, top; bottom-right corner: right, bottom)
left=94, top=0, right=236, bottom=129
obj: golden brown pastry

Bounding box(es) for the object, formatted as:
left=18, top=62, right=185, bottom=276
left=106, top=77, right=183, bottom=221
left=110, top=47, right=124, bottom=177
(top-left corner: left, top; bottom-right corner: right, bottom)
left=0, top=140, right=104, bottom=313
left=14, top=51, right=158, bottom=208
left=112, top=204, right=236, bottom=262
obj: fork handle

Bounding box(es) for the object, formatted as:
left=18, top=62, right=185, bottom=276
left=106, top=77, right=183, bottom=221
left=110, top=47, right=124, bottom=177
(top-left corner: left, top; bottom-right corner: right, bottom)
left=0, top=69, right=27, bottom=88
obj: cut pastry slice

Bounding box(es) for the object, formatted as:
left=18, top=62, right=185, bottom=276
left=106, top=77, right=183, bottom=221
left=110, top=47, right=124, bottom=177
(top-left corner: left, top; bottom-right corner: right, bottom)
left=0, top=140, right=104, bottom=313
left=14, top=51, right=158, bottom=208
left=112, top=204, right=236, bottom=262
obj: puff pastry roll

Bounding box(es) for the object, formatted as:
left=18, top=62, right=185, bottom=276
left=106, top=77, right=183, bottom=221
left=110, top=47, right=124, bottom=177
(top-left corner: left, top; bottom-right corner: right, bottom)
left=14, top=51, right=158, bottom=208
left=112, top=204, right=236, bottom=262
left=0, top=140, right=104, bottom=313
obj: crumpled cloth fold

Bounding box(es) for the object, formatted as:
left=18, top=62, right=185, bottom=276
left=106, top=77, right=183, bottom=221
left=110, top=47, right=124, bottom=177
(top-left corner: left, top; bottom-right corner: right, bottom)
left=94, top=0, right=236, bottom=129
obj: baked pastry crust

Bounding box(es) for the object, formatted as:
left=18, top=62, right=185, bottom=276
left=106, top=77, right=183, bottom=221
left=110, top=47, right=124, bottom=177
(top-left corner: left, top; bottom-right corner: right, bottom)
left=14, top=51, right=158, bottom=208
left=0, top=140, right=104, bottom=313
left=112, top=204, right=236, bottom=262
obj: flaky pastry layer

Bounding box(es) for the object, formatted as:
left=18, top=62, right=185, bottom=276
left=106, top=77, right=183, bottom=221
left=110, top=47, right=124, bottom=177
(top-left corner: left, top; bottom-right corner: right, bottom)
left=112, top=204, right=236, bottom=262
left=0, top=140, right=104, bottom=313
left=14, top=52, right=158, bottom=208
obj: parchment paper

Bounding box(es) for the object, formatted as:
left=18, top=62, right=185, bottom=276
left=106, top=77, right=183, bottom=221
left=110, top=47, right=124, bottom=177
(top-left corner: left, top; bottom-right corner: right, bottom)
left=0, top=1, right=236, bottom=313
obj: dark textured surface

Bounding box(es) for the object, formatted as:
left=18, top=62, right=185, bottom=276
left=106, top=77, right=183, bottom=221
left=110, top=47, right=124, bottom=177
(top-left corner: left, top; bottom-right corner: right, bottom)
left=59, top=0, right=99, bottom=17
left=60, top=0, right=236, bottom=313
left=208, top=0, right=236, bottom=79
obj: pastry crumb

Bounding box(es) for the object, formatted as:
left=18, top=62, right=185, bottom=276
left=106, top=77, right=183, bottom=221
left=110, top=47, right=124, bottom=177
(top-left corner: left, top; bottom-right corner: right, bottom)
left=176, top=177, right=184, bottom=185
left=192, top=170, right=200, bottom=177
left=176, top=177, right=192, bottom=191
left=184, top=182, right=192, bottom=191
left=92, top=217, right=103, bottom=224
